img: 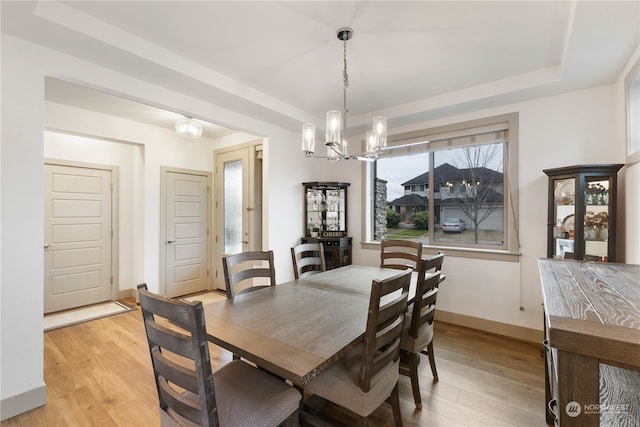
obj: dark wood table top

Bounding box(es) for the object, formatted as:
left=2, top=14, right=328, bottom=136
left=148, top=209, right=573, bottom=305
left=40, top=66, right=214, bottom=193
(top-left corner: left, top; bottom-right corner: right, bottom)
left=538, top=258, right=640, bottom=369
left=203, top=265, right=416, bottom=385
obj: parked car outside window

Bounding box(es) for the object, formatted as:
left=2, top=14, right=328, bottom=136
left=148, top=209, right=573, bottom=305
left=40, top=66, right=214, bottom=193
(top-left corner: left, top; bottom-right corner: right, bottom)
left=442, top=218, right=466, bottom=233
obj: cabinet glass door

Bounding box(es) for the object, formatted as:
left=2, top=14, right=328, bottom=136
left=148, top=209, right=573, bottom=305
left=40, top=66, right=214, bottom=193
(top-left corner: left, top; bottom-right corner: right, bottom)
left=306, top=189, right=324, bottom=236
left=552, top=178, right=575, bottom=259
left=303, top=182, right=349, bottom=237
left=584, top=177, right=611, bottom=261
left=545, top=164, right=621, bottom=262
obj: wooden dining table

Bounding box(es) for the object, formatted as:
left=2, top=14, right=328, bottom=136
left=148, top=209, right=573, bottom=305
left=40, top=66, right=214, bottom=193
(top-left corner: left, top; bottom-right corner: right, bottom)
left=202, top=265, right=419, bottom=386
left=539, top=258, right=640, bottom=426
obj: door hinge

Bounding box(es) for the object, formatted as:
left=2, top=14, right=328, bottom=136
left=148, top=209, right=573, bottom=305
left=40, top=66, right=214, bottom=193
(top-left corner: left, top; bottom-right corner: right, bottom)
left=110, top=277, right=113, bottom=285
left=207, top=269, right=210, bottom=277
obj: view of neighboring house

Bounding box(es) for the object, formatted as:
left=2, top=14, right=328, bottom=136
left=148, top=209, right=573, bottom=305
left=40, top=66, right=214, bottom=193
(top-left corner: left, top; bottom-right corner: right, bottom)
left=387, top=163, right=504, bottom=229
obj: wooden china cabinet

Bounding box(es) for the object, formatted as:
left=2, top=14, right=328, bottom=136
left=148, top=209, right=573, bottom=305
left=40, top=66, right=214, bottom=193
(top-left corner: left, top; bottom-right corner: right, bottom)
left=301, top=182, right=352, bottom=270
left=543, top=164, right=623, bottom=262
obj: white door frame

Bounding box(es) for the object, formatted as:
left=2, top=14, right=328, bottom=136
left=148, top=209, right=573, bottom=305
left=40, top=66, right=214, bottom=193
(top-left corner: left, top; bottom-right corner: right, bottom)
left=159, top=166, right=212, bottom=296
left=44, top=158, right=120, bottom=305
left=213, top=140, right=264, bottom=290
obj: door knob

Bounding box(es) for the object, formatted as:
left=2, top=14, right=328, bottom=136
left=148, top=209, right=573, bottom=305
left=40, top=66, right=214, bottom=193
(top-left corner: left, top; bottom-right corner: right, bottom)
left=167, top=240, right=176, bottom=244
left=44, top=243, right=50, bottom=249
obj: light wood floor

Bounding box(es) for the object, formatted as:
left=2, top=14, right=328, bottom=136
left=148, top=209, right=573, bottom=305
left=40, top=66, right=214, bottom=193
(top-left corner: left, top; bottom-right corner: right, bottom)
left=2, top=303, right=547, bottom=426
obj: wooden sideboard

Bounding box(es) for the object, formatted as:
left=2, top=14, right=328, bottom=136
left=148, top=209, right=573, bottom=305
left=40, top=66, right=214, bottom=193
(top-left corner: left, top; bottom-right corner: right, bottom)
left=538, top=258, right=640, bottom=426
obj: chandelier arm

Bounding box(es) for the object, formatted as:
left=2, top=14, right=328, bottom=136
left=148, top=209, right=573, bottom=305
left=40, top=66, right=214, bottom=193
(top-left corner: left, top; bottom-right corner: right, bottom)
left=330, top=143, right=345, bottom=158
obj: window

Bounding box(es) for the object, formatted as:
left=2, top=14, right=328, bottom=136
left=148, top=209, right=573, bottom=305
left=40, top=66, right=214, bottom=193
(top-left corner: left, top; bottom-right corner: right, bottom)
left=366, top=113, right=519, bottom=260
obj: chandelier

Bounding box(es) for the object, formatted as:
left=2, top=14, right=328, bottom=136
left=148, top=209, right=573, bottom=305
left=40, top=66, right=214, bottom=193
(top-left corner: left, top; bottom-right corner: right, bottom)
left=301, top=28, right=387, bottom=161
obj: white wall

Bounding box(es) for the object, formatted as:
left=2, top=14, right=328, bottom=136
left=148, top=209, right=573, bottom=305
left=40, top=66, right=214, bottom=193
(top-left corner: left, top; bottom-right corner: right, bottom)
left=1, top=33, right=638, bottom=420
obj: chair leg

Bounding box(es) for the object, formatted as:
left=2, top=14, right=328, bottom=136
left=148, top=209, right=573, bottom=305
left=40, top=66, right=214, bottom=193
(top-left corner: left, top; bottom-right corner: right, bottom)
left=408, top=352, right=422, bottom=410
left=426, top=341, right=438, bottom=381
left=390, top=383, right=403, bottom=427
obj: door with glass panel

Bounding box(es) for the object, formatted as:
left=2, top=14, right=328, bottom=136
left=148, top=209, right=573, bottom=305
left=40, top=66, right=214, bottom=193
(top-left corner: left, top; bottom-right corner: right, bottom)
left=214, top=144, right=262, bottom=291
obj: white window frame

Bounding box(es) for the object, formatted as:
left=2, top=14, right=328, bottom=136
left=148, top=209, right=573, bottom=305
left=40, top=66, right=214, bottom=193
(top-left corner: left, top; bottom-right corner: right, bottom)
left=362, top=113, right=520, bottom=262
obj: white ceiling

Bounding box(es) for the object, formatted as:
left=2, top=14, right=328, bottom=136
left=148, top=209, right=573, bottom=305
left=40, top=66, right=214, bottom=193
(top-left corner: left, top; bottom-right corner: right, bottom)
left=2, top=1, right=639, bottom=139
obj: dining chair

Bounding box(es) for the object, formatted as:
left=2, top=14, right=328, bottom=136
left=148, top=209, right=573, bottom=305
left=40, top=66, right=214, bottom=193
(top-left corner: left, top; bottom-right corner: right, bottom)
left=222, top=250, right=276, bottom=298
left=399, top=257, right=442, bottom=410
left=304, top=269, right=411, bottom=427
left=137, top=284, right=301, bottom=427
left=380, top=239, right=423, bottom=271
left=291, top=242, right=326, bottom=279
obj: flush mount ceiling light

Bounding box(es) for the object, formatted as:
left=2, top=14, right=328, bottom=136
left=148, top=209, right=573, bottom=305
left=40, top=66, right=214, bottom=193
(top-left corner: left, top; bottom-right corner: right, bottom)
left=301, top=27, right=387, bottom=162
left=175, top=117, right=203, bottom=138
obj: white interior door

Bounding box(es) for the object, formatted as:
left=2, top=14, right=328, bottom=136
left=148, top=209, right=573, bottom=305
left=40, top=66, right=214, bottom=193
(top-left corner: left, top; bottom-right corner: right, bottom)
left=164, top=171, right=209, bottom=298
left=44, top=164, right=112, bottom=313
left=214, top=145, right=262, bottom=290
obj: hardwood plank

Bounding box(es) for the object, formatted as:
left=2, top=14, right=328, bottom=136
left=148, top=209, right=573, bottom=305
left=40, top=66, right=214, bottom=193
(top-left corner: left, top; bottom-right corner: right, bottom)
left=1, top=309, right=546, bottom=427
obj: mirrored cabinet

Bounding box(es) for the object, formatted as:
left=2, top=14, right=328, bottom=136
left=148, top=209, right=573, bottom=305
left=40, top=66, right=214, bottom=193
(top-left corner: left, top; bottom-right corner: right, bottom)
left=301, top=182, right=351, bottom=270
left=303, top=182, right=349, bottom=238
left=544, top=164, right=623, bottom=262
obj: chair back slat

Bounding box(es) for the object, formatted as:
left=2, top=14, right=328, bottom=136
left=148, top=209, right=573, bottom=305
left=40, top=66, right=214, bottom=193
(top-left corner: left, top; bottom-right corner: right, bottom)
left=160, top=387, right=204, bottom=424
left=145, top=320, right=195, bottom=360
left=291, top=243, right=326, bottom=279
left=152, top=347, right=199, bottom=393
left=424, top=252, right=445, bottom=271
left=137, top=284, right=219, bottom=427
left=414, top=291, right=437, bottom=330
left=380, top=239, right=423, bottom=271
left=359, top=269, right=411, bottom=393
left=223, top=250, right=276, bottom=298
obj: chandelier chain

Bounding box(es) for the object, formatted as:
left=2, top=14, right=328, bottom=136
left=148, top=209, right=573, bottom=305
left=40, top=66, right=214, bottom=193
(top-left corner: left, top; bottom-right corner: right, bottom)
left=343, top=38, right=349, bottom=115
left=343, top=38, right=349, bottom=90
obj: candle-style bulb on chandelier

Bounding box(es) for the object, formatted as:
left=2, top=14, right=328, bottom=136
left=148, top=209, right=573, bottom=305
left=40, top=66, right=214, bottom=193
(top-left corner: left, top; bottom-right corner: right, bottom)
left=301, top=27, right=387, bottom=161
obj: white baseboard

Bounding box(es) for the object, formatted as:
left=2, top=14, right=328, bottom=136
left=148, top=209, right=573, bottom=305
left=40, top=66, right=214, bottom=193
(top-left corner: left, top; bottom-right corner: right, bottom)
left=436, top=309, right=543, bottom=344
left=117, top=288, right=136, bottom=300
left=1, top=384, right=46, bottom=421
